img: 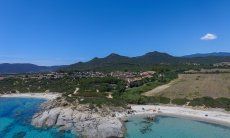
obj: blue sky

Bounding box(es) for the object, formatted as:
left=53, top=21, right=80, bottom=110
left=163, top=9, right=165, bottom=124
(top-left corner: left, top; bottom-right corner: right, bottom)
left=0, top=0, right=229, bottom=66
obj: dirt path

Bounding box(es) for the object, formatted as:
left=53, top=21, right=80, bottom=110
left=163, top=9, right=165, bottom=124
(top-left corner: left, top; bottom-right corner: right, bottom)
left=143, top=77, right=180, bottom=96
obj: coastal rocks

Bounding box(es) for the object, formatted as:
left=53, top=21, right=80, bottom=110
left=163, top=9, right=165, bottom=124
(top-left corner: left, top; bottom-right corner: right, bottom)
left=145, top=115, right=156, bottom=121
left=45, top=107, right=62, bottom=127
left=56, top=108, right=74, bottom=130
left=32, top=111, right=49, bottom=127
left=97, top=118, right=124, bottom=138
left=32, top=105, right=126, bottom=138
left=13, top=131, right=26, bottom=138
left=40, top=98, right=70, bottom=110
left=76, top=114, right=124, bottom=138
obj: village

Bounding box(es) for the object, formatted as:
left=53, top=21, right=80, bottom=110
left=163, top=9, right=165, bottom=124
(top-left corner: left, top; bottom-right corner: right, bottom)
left=0, top=70, right=156, bottom=84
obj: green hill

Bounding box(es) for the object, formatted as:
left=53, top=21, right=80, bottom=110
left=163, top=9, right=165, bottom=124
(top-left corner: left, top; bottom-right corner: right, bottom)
left=64, top=51, right=230, bottom=72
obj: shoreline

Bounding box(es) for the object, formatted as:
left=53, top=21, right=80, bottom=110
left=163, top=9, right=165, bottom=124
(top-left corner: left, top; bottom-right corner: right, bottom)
left=0, top=93, right=61, bottom=100
left=130, top=105, right=230, bottom=127
left=0, top=93, right=229, bottom=128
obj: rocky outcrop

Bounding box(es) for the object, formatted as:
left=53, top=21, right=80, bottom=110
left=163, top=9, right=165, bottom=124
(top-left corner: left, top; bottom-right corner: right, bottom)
left=32, top=101, right=129, bottom=138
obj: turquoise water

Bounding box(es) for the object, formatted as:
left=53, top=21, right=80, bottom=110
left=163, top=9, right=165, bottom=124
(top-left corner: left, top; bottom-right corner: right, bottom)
left=125, top=116, right=230, bottom=138
left=0, top=97, right=76, bottom=138
left=1, top=98, right=230, bottom=138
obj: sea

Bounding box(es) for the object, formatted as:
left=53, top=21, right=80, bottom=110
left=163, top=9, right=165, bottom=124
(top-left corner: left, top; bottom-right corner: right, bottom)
left=0, top=97, right=230, bottom=138
left=0, top=97, right=75, bottom=138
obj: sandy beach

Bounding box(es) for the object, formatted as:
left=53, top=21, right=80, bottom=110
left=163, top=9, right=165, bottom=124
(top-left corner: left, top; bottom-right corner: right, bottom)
left=0, top=93, right=61, bottom=100
left=131, top=105, right=230, bottom=126
left=1, top=93, right=230, bottom=126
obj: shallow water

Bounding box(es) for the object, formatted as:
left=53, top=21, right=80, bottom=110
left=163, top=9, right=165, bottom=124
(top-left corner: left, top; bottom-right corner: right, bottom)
left=125, top=116, right=230, bottom=138
left=1, top=97, right=230, bottom=138
left=0, top=97, right=76, bottom=138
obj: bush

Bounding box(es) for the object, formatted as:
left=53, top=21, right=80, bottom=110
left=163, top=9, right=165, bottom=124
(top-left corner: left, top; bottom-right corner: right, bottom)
left=215, top=97, right=230, bottom=111
left=145, top=96, right=171, bottom=104
left=158, top=97, right=171, bottom=104
left=172, top=98, right=189, bottom=105
left=137, top=96, right=148, bottom=104
left=187, top=97, right=230, bottom=111
left=189, top=97, right=216, bottom=107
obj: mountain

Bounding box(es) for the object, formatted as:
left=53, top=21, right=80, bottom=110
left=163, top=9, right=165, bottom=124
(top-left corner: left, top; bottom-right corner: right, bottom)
left=1, top=51, right=229, bottom=73
left=184, top=52, right=230, bottom=58
left=65, top=51, right=230, bottom=71
left=0, top=63, right=62, bottom=74
left=66, top=53, right=137, bottom=71
left=65, top=51, right=230, bottom=72
left=134, top=51, right=178, bottom=65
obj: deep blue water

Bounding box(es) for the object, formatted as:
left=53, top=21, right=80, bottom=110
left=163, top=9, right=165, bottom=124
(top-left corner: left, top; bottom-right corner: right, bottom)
left=0, top=97, right=76, bottom=138
left=125, top=116, right=230, bottom=138
left=1, top=98, right=230, bottom=138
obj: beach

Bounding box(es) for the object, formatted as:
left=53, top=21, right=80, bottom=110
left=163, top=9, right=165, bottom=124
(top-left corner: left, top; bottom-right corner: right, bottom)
left=0, top=93, right=61, bottom=100
left=131, top=105, right=230, bottom=126
left=1, top=93, right=230, bottom=127
left=1, top=93, right=230, bottom=137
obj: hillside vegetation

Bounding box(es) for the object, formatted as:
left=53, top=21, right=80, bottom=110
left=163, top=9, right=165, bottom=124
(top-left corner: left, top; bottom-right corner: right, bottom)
left=63, top=51, right=230, bottom=72
left=0, top=63, right=63, bottom=74
left=1, top=62, right=230, bottom=110
left=1, top=51, right=229, bottom=74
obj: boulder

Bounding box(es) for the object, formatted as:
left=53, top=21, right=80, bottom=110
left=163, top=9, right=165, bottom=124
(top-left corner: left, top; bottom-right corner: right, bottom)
left=32, top=105, right=126, bottom=138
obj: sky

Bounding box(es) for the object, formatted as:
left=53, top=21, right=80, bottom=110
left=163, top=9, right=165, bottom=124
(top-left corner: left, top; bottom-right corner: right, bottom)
left=0, top=0, right=230, bottom=66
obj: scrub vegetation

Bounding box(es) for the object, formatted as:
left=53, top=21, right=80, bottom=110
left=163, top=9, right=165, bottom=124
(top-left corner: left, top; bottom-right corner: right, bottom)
left=0, top=63, right=229, bottom=111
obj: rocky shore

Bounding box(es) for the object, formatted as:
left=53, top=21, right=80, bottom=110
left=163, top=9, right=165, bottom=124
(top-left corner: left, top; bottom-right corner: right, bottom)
left=31, top=98, right=131, bottom=138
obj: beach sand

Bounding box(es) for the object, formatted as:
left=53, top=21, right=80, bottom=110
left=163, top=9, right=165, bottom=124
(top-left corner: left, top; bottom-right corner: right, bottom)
left=0, top=93, right=61, bottom=100
left=1, top=93, right=229, bottom=126
left=130, top=105, right=230, bottom=126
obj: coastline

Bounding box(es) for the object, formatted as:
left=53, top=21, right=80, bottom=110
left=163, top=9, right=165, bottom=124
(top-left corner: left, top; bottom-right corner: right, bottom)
left=1, top=93, right=230, bottom=137
left=0, top=93, right=61, bottom=100
left=1, top=93, right=229, bottom=127
left=130, top=105, right=230, bottom=127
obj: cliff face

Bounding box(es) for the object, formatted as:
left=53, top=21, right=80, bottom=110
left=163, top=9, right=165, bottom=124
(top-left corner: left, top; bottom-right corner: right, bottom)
left=31, top=100, right=128, bottom=138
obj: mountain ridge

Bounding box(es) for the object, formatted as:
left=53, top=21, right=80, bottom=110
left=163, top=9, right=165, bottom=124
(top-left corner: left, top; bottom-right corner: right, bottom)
left=1, top=51, right=229, bottom=73
left=0, top=63, right=64, bottom=74
left=183, top=52, right=230, bottom=58
left=67, top=51, right=230, bottom=71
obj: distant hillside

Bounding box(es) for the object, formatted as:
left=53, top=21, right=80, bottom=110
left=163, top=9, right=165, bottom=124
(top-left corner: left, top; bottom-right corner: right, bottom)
left=1, top=51, right=229, bottom=73
left=64, top=51, right=230, bottom=71
left=67, top=51, right=176, bottom=71
left=0, top=63, right=62, bottom=74
left=65, top=53, right=138, bottom=71
left=134, top=51, right=178, bottom=65
left=184, top=52, right=230, bottom=58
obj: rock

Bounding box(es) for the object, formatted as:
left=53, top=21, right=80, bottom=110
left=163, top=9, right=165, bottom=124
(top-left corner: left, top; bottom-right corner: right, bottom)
left=111, top=113, right=116, bottom=117
left=55, top=108, right=74, bottom=130
left=13, top=131, right=26, bottom=138
left=45, top=107, right=61, bottom=127
left=97, top=118, right=124, bottom=138
left=121, top=117, right=129, bottom=122
left=145, top=115, right=156, bottom=122
left=32, top=111, right=49, bottom=127
left=31, top=102, right=126, bottom=138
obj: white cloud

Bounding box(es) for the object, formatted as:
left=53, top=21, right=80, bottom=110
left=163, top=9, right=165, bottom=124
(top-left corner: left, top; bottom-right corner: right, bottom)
left=200, top=33, right=217, bottom=40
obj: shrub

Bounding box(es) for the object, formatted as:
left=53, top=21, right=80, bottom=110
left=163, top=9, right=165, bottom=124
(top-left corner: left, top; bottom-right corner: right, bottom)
left=158, top=97, right=171, bottom=104
left=172, top=98, right=189, bottom=105
left=137, top=96, right=148, bottom=104
left=215, top=97, right=230, bottom=110
left=189, top=97, right=216, bottom=107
